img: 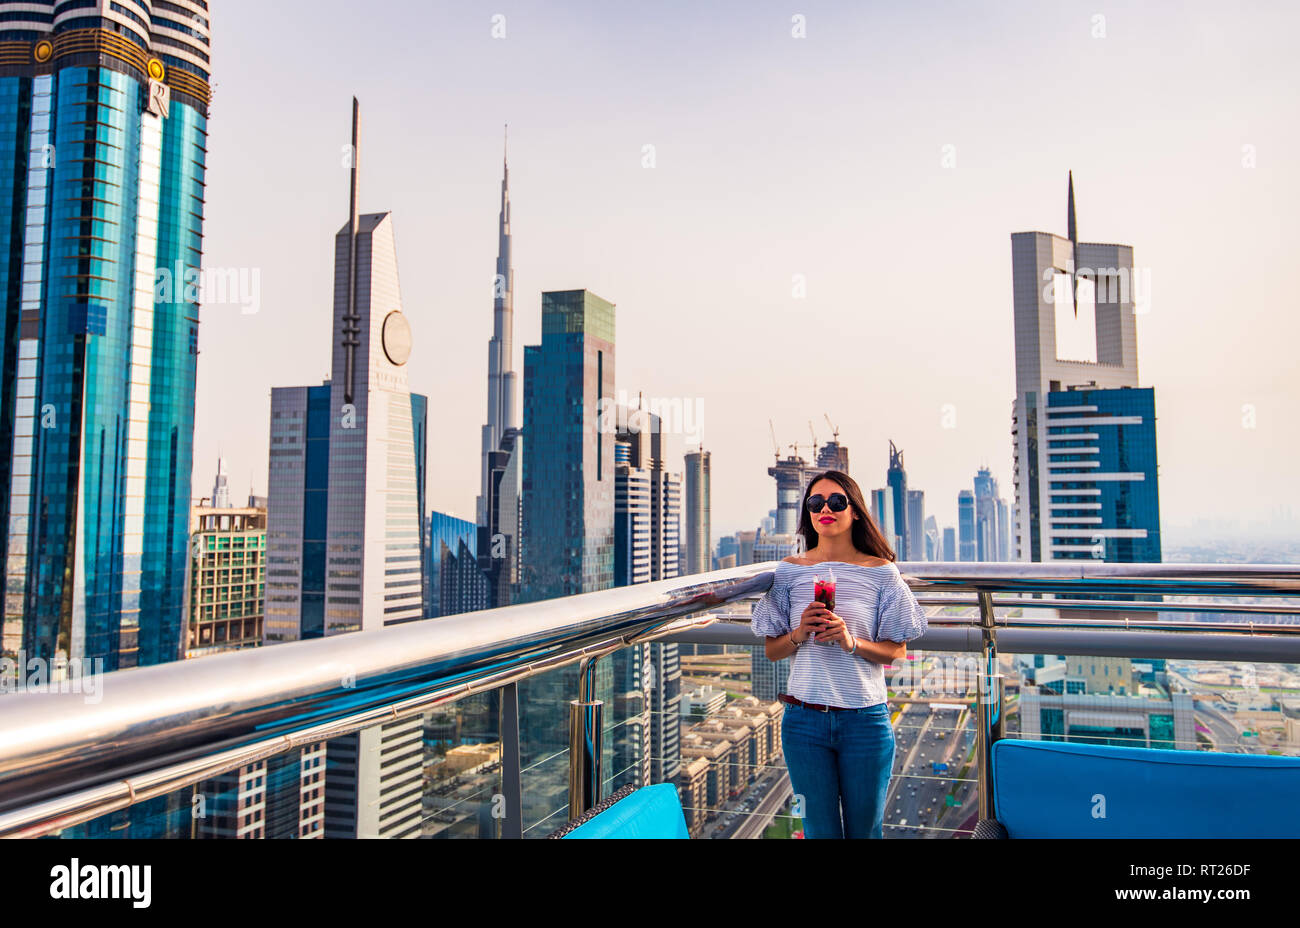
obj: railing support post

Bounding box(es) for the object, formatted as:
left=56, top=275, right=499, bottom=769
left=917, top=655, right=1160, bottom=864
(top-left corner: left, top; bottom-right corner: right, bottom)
left=975, top=591, right=1004, bottom=823
left=499, top=683, right=523, bottom=839
left=568, top=656, right=603, bottom=821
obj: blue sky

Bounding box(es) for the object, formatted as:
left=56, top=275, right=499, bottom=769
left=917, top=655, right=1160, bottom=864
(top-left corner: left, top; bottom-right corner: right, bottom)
left=195, top=0, right=1300, bottom=537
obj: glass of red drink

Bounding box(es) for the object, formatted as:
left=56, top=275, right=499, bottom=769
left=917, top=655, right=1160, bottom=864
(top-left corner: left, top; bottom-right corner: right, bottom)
left=813, top=575, right=836, bottom=612
left=812, top=569, right=836, bottom=643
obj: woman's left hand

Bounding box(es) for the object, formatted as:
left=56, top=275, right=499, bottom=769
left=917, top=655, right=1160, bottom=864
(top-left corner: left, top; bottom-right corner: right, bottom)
left=807, top=604, right=854, bottom=651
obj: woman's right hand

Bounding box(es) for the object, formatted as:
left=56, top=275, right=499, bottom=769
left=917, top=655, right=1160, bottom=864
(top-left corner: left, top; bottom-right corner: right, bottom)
left=794, top=602, right=828, bottom=644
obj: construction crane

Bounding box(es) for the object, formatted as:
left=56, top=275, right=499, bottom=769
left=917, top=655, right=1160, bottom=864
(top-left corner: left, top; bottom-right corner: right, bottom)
left=824, top=413, right=840, bottom=443
left=769, top=419, right=780, bottom=462
left=808, top=421, right=818, bottom=451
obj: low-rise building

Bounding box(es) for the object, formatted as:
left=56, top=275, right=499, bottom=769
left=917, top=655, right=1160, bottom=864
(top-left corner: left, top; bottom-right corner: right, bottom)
left=675, top=757, right=710, bottom=835
left=721, top=697, right=784, bottom=774
left=681, top=684, right=727, bottom=719
left=689, top=718, right=755, bottom=798
left=680, top=734, right=731, bottom=816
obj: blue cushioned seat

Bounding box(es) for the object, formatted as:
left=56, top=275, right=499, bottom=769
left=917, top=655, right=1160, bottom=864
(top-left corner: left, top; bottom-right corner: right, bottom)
left=558, top=783, right=690, bottom=839
left=990, top=738, right=1300, bottom=838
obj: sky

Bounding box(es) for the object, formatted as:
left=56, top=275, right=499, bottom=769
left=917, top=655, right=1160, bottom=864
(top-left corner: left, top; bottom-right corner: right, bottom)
left=194, top=0, right=1300, bottom=541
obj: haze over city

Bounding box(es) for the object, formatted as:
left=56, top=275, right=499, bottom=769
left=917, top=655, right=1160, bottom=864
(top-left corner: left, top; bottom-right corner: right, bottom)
left=194, top=0, right=1300, bottom=540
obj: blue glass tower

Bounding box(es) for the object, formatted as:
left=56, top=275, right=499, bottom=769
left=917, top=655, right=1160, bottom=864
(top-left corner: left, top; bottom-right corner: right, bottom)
left=518, top=288, right=616, bottom=831
left=957, top=490, right=976, bottom=561
left=887, top=441, right=908, bottom=557
left=0, top=2, right=212, bottom=669
left=1044, top=387, right=1161, bottom=562
left=426, top=509, right=488, bottom=618
left=520, top=289, right=616, bottom=601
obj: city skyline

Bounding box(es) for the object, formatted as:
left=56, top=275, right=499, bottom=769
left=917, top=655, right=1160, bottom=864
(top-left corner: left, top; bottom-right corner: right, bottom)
left=2, top=0, right=1299, bottom=861
left=193, top=0, right=1299, bottom=544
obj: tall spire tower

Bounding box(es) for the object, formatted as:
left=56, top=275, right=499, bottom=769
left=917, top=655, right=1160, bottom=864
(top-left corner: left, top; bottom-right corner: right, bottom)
left=265, top=96, right=427, bottom=837
left=1067, top=170, right=1079, bottom=315
left=477, top=127, right=519, bottom=525
left=1066, top=170, right=1077, bottom=244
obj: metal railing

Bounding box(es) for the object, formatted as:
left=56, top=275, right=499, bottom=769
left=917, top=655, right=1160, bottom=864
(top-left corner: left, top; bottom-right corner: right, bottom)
left=1, top=561, right=1297, bottom=838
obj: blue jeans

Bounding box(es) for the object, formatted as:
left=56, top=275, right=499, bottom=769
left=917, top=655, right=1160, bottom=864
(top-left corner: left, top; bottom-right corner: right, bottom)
left=780, top=701, right=895, bottom=839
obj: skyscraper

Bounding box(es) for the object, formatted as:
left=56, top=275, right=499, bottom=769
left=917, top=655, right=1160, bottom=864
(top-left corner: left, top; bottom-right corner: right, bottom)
left=475, top=133, right=521, bottom=609
left=647, top=640, right=682, bottom=785
left=683, top=448, right=711, bottom=576
left=609, top=641, right=651, bottom=793
left=923, top=514, right=941, bottom=562
left=816, top=438, right=849, bottom=472
left=518, top=289, right=617, bottom=826
left=870, top=487, right=895, bottom=551
left=520, top=289, right=616, bottom=600
left=767, top=451, right=807, bottom=536
left=766, top=435, right=850, bottom=541
left=655, top=464, right=681, bottom=583
left=887, top=442, right=908, bottom=559
left=1045, top=387, right=1161, bottom=562
left=188, top=503, right=264, bottom=656
left=0, top=1, right=212, bottom=669
left=958, top=491, right=976, bottom=562
left=611, top=405, right=684, bottom=787
left=614, top=438, right=652, bottom=587
left=906, top=489, right=925, bottom=561
left=752, top=647, right=791, bottom=702
left=973, top=466, right=1006, bottom=562
left=194, top=745, right=326, bottom=840
left=211, top=458, right=232, bottom=508
left=427, top=510, right=489, bottom=618
left=1011, top=174, right=1155, bottom=564
left=264, top=100, right=426, bottom=838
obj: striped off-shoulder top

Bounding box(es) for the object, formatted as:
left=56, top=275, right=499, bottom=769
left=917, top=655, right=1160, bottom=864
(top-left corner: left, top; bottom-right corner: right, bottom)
left=749, top=559, right=928, bottom=709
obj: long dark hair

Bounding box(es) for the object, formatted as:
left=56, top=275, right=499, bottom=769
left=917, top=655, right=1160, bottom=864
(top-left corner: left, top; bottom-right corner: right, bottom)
left=797, top=469, right=896, bottom=562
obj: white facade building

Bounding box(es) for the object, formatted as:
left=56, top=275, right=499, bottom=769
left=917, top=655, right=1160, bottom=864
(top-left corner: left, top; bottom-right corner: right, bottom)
left=1011, top=174, right=1141, bottom=563
left=264, top=101, right=424, bottom=839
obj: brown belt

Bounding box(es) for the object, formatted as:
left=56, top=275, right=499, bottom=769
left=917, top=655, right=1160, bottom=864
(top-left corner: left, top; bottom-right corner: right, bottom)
left=779, top=693, right=853, bottom=712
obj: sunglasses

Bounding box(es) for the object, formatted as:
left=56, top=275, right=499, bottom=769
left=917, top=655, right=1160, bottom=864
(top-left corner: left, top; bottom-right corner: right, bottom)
left=806, top=493, right=849, bottom=513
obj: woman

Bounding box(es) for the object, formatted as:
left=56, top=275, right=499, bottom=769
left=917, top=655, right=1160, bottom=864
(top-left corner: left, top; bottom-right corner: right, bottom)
left=750, top=469, right=927, bottom=839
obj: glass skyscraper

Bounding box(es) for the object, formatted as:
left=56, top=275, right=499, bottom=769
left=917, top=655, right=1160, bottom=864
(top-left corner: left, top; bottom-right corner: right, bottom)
left=887, top=441, right=908, bottom=558
left=520, top=289, right=616, bottom=601
left=0, top=2, right=212, bottom=668
left=958, top=490, right=976, bottom=561
left=684, top=448, right=711, bottom=576
left=973, top=466, right=1009, bottom=562
left=869, top=487, right=895, bottom=549
left=517, top=288, right=617, bottom=832
left=430, top=510, right=491, bottom=618
left=1044, top=387, right=1161, bottom=563
left=906, top=489, right=925, bottom=561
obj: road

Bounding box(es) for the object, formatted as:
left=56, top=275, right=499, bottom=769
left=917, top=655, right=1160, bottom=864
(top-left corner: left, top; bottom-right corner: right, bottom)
left=701, top=767, right=790, bottom=839
left=733, top=770, right=792, bottom=839
left=884, top=704, right=974, bottom=838
left=1167, top=667, right=1257, bottom=753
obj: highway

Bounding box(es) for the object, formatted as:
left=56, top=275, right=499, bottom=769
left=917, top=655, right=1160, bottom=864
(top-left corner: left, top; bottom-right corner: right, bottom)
left=885, top=703, right=975, bottom=837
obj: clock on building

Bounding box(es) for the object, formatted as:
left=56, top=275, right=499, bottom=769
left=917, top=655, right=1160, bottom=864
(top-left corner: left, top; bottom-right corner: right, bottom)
left=381, top=310, right=411, bottom=365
